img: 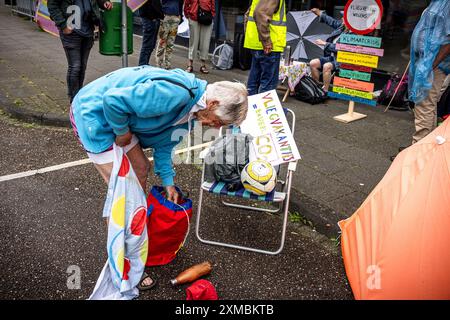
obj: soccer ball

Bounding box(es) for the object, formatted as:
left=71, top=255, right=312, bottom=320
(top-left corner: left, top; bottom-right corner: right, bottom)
left=241, top=160, right=277, bottom=195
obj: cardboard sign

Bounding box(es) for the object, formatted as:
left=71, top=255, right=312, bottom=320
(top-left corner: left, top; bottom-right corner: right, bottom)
left=344, top=0, right=383, bottom=35
left=339, top=63, right=372, bottom=73
left=339, top=69, right=372, bottom=82
left=336, top=43, right=384, bottom=57
left=333, top=76, right=375, bottom=92
left=240, top=90, right=301, bottom=165
left=339, top=34, right=382, bottom=48
left=333, top=86, right=374, bottom=100
left=337, top=51, right=379, bottom=68
left=327, top=91, right=377, bottom=106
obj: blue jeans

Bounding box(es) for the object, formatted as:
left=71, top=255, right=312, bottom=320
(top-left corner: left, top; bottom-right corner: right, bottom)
left=247, top=50, right=281, bottom=95
left=138, top=17, right=160, bottom=66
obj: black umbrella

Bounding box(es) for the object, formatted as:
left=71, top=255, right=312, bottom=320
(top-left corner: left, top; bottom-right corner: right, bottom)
left=286, top=11, right=334, bottom=61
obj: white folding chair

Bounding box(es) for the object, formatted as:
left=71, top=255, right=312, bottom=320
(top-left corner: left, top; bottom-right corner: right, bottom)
left=195, top=109, right=298, bottom=255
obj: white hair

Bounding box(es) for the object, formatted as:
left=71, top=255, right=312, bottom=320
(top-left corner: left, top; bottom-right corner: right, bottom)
left=205, top=81, right=248, bottom=126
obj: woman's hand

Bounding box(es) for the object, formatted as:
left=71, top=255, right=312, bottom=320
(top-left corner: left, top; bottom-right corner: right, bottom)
left=104, top=1, right=113, bottom=10
left=62, top=26, right=73, bottom=35
left=311, top=8, right=321, bottom=16
left=315, top=39, right=326, bottom=46
left=165, top=186, right=180, bottom=204
left=115, top=131, right=132, bottom=147
left=263, top=41, right=273, bottom=55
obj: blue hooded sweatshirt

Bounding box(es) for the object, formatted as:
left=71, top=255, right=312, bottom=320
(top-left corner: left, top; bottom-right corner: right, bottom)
left=71, top=66, right=207, bottom=186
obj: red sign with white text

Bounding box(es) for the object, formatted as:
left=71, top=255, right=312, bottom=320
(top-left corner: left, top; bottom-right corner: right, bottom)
left=344, top=0, right=383, bottom=35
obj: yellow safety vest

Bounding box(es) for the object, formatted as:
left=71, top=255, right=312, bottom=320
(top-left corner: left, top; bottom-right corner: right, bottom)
left=244, top=0, right=287, bottom=52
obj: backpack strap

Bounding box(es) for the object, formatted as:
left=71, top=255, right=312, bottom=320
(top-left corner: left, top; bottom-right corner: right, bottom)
left=150, top=77, right=197, bottom=99
left=212, top=44, right=224, bottom=67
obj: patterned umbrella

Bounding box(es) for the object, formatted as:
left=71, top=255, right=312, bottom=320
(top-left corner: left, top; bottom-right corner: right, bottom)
left=286, top=11, right=333, bottom=61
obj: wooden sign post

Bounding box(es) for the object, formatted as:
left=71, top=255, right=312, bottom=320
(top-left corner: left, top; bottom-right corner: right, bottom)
left=331, top=0, right=383, bottom=123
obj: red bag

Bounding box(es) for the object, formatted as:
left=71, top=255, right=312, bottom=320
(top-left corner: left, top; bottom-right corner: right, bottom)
left=146, top=186, right=193, bottom=266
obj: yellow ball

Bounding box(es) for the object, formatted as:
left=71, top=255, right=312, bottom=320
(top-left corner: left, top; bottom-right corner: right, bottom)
left=241, top=160, right=276, bottom=195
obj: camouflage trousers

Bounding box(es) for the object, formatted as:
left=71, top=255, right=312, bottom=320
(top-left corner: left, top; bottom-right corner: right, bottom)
left=156, top=15, right=180, bottom=69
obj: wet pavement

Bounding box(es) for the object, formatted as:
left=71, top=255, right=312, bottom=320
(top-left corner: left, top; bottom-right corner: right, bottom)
left=0, top=115, right=353, bottom=300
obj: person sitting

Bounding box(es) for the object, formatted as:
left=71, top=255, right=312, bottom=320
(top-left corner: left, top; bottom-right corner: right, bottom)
left=309, top=8, right=347, bottom=93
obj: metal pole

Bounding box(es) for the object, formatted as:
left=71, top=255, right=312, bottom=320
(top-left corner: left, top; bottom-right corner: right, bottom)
left=214, top=0, right=221, bottom=45
left=121, top=0, right=128, bottom=67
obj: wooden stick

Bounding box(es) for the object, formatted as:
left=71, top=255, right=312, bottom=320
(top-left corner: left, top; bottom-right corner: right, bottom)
left=348, top=100, right=355, bottom=116
left=333, top=100, right=367, bottom=123
left=282, top=86, right=290, bottom=102
left=384, top=60, right=411, bottom=112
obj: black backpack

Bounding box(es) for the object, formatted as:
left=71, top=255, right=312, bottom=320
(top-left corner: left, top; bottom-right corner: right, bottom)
left=204, top=133, right=252, bottom=191
left=294, top=76, right=327, bottom=105
left=437, top=85, right=450, bottom=118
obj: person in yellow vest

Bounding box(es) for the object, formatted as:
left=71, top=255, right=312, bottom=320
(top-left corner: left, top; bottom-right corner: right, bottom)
left=244, top=0, right=287, bottom=95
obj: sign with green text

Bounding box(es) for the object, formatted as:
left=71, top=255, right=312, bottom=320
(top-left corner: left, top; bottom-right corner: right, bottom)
left=339, top=34, right=382, bottom=48
left=339, top=69, right=371, bottom=82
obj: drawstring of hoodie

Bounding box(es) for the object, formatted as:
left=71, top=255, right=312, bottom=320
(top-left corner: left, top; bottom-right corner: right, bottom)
left=186, top=113, right=193, bottom=164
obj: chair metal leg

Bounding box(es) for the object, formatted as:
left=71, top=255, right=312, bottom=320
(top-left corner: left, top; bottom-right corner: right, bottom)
left=195, top=187, right=205, bottom=242
left=220, top=197, right=282, bottom=213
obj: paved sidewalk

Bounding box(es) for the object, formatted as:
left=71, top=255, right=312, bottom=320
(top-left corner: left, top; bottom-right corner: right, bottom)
left=0, top=6, right=415, bottom=237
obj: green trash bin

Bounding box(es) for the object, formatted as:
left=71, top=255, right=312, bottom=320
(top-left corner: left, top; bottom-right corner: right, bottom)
left=99, top=4, right=133, bottom=56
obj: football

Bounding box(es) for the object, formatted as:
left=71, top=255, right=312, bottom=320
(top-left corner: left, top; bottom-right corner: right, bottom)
left=241, top=160, right=277, bottom=195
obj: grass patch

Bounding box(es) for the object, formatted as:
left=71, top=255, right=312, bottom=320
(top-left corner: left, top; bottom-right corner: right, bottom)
left=289, top=211, right=314, bottom=228
left=14, top=99, right=24, bottom=106
left=330, top=235, right=341, bottom=247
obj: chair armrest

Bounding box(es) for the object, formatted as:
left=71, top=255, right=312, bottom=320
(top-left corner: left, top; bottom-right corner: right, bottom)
left=288, top=161, right=297, bottom=172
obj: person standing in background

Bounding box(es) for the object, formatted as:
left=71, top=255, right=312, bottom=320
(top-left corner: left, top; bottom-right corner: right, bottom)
left=244, top=0, right=286, bottom=95
left=156, top=0, right=183, bottom=69
left=409, top=0, right=450, bottom=144
left=184, top=0, right=216, bottom=74
left=48, top=0, right=113, bottom=102
left=138, top=0, right=164, bottom=66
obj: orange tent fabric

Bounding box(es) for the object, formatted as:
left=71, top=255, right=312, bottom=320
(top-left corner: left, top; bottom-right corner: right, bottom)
left=339, top=118, right=450, bottom=300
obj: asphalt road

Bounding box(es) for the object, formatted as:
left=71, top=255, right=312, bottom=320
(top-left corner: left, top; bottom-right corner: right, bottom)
left=0, top=113, right=353, bottom=300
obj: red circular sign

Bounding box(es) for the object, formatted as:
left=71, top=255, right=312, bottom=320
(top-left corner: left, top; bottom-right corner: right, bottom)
left=344, top=0, right=383, bottom=35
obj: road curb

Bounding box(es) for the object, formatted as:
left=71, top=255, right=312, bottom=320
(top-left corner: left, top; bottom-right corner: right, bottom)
left=0, top=96, right=70, bottom=128
left=288, top=187, right=342, bottom=238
